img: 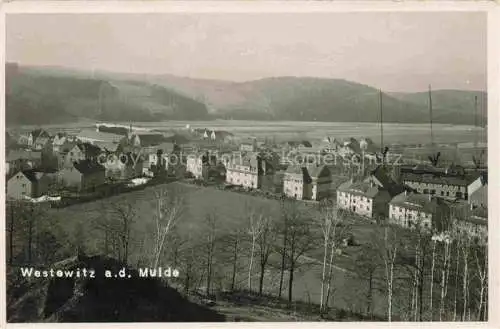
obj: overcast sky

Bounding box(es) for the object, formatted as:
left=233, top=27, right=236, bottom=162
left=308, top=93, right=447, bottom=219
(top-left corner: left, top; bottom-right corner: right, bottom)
left=7, top=12, right=487, bottom=92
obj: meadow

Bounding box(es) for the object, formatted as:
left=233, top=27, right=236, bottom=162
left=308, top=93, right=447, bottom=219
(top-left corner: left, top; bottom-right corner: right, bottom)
left=41, top=181, right=435, bottom=319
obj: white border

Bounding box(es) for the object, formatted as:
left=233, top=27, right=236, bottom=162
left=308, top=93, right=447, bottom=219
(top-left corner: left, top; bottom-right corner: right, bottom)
left=1, top=2, right=499, bottom=329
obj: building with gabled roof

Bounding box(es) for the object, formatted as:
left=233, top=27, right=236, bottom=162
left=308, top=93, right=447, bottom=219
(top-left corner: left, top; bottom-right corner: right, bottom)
left=58, top=160, right=106, bottom=191
left=7, top=169, right=50, bottom=200
left=225, top=151, right=262, bottom=189
left=337, top=179, right=392, bottom=219
left=389, top=191, right=450, bottom=231
left=450, top=201, right=487, bottom=241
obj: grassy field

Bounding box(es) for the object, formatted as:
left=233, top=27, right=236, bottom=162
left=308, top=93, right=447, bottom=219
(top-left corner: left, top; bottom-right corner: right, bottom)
left=41, top=181, right=437, bottom=319
left=9, top=119, right=486, bottom=146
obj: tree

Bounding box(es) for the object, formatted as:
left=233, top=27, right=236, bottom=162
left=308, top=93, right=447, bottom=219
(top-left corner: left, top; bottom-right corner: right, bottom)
left=151, top=189, right=184, bottom=268
left=284, top=206, right=317, bottom=304
left=110, top=202, right=136, bottom=264
left=256, top=215, right=275, bottom=295
left=247, top=209, right=265, bottom=292
left=377, top=226, right=399, bottom=322
left=204, top=212, right=218, bottom=297
left=277, top=196, right=291, bottom=298
left=474, top=243, right=487, bottom=320
left=318, top=201, right=348, bottom=313
left=353, top=240, right=381, bottom=318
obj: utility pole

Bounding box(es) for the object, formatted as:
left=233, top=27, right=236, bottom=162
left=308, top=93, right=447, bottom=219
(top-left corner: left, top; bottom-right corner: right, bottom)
left=379, top=89, right=384, bottom=154
left=428, top=85, right=434, bottom=147
left=474, top=95, right=478, bottom=147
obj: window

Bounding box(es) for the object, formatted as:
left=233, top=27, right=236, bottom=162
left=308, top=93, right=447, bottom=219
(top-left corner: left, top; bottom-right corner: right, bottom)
left=423, top=189, right=429, bottom=194
left=456, top=191, right=463, bottom=198
left=431, top=189, right=436, bottom=195
left=21, top=183, right=26, bottom=188
left=446, top=191, right=450, bottom=197
left=441, top=191, right=444, bottom=196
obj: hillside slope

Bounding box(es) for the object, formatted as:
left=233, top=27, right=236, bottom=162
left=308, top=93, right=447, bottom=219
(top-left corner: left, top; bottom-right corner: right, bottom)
left=6, top=63, right=487, bottom=125
left=7, top=254, right=225, bottom=322
left=5, top=64, right=209, bottom=125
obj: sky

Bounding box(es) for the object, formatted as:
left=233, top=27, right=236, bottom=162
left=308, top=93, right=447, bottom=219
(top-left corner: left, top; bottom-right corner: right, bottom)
left=6, top=12, right=487, bottom=92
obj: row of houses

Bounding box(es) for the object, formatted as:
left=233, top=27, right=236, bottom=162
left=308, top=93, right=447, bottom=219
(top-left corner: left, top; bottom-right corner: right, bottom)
left=6, top=127, right=186, bottom=200
left=336, top=164, right=488, bottom=239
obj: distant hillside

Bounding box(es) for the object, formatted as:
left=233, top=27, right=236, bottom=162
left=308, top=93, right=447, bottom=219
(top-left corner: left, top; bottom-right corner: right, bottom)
left=5, top=64, right=210, bottom=126
left=6, top=63, right=487, bottom=125
left=389, top=90, right=487, bottom=126
left=151, top=75, right=487, bottom=124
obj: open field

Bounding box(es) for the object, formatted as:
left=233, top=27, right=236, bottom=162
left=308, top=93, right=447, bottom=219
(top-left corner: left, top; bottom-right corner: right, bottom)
left=39, top=181, right=440, bottom=319
left=9, top=119, right=486, bottom=147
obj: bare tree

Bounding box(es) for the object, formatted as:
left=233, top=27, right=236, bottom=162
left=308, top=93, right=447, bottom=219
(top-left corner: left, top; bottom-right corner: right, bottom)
left=151, top=189, right=184, bottom=268
left=204, top=212, right=218, bottom=297
left=319, top=202, right=348, bottom=313
left=378, top=226, right=399, bottom=322
left=285, top=208, right=317, bottom=304
left=110, top=202, right=136, bottom=264
left=257, top=215, right=275, bottom=295
left=277, top=196, right=291, bottom=298
left=429, top=234, right=438, bottom=320
left=247, top=209, right=265, bottom=292
left=461, top=234, right=472, bottom=321
left=474, top=243, right=487, bottom=320
left=437, top=233, right=453, bottom=321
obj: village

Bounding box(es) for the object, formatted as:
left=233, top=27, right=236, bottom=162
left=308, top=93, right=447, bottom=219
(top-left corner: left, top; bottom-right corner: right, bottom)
left=5, top=122, right=488, bottom=242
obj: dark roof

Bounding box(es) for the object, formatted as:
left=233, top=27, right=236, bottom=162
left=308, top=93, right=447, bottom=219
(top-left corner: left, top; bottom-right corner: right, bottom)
left=20, top=169, right=44, bottom=183
left=77, top=143, right=102, bottom=157
left=401, top=172, right=482, bottom=187
left=31, top=128, right=50, bottom=139
left=134, top=133, right=166, bottom=147
left=337, top=180, right=382, bottom=198
left=73, top=160, right=105, bottom=174
left=390, top=192, right=439, bottom=213
left=307, top=165, right=330, bottom=179
left=6, top=150, right=42, bottom=162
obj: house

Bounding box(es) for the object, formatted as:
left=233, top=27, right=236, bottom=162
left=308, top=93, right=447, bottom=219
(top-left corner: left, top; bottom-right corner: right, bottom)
left=128, top=132, right=165, bottom=148
left=388, top=191, right=450, bottom=231
left=58, top=160, right=106, bottom=191
left=322, top=137, right=342, bottom=153
left=400, top=168, right=483, bottom=201
left=186, top=152, right=216, bottom=180
left=283, top=166, right=311, bottom=200
left=308, top=165, right=332, bottom=201
left=261, top=170, right=285, bottom=194
left=451, top=203, right=487, bottom=241
left=6, top=150, right=42, bottom=176
left=240, top=139, right=258, bottom=152
left=469, top=182, right=487, bottom=208
left=360, top=137, right=378, bottom=154
left=364, top=165, right=406, bottom=198
left=337, top=179, right=392, bottom=219
left=225, top=152, right=262, bottom=188
left=25, top=128, right=50, bottom=147
left=52, top=133, right=68, bottom=152
left=33, top=137, right=51, bottom=151
left=7, top=170, right=50, bottom=200
left=59, top=143, right=102, bottom=169
left=103, top=152, right=143, bottom=181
